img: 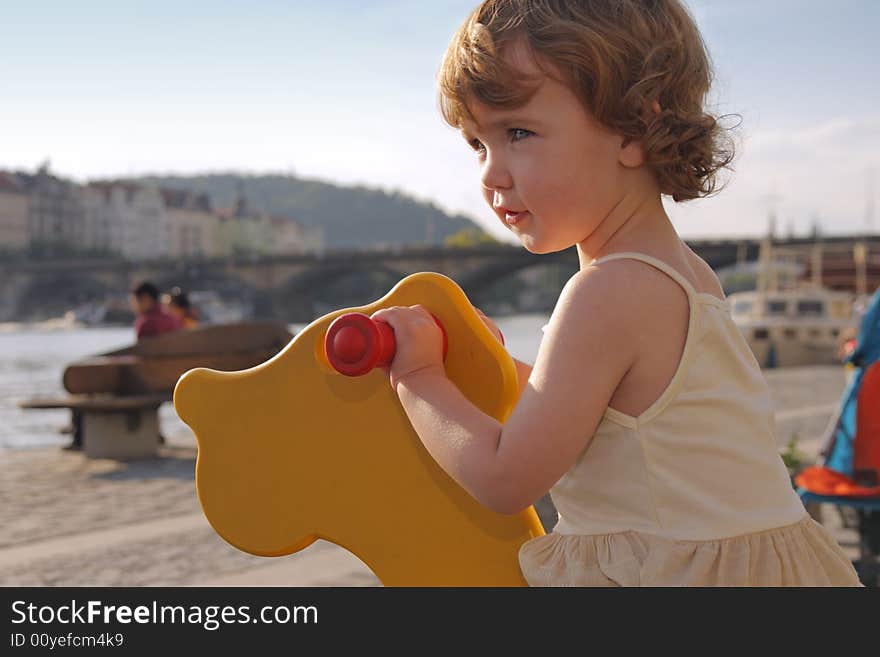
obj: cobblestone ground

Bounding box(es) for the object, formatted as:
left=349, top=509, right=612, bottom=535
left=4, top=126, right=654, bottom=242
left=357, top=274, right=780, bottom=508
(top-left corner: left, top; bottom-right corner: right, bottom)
left=0, top=446, right=200, bottom=549
left=764, top=365, right=848, bottom=449
left=0, top=366, right=860, bottom=586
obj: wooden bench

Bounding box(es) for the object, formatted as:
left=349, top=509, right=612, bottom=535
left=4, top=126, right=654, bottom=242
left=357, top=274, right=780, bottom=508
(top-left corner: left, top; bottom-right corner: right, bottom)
left=21, top=393, right=169, bottom=460
left=20, top=321, right=293, bottom=460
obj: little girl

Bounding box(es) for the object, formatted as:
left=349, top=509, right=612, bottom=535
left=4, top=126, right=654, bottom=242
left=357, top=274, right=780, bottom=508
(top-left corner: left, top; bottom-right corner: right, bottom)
left=371, top=0, right=861, bottom=586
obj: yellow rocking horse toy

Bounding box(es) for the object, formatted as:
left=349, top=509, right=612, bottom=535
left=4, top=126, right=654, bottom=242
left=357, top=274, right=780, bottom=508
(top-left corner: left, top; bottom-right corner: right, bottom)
left=173, top=272, right=545, bottom=586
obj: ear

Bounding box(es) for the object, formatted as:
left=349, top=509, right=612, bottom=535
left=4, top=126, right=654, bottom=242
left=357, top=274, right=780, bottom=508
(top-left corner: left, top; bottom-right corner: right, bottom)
left=618, top=137, right=645, bottom=168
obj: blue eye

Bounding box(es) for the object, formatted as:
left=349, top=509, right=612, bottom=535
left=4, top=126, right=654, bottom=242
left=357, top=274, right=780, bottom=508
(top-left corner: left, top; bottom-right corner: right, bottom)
left=509, top=128, right=533, bottom=142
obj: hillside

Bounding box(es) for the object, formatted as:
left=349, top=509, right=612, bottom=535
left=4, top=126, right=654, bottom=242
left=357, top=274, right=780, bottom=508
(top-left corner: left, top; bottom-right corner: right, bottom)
left=137, top=173, right=482, bottom=250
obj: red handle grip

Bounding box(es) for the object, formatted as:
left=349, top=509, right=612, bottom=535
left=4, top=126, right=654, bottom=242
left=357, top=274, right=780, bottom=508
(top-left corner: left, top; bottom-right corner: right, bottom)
left=324, top=312, right=449, bottom=377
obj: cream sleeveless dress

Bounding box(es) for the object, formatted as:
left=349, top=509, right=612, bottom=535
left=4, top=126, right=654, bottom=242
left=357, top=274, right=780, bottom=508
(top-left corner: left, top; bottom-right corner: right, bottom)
left=518, top=252, right=861, bottom=586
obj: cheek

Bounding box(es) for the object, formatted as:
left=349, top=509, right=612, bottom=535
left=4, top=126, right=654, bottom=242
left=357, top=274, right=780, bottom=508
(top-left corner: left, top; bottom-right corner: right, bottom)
left=568, top=142, right=617, bottom=195
left=526, top=159, right=576, bottom=210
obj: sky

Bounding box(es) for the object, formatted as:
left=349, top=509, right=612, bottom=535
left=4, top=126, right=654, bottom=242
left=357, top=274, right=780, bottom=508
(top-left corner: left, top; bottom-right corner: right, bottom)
left=1, top=0, right=877, bottom=244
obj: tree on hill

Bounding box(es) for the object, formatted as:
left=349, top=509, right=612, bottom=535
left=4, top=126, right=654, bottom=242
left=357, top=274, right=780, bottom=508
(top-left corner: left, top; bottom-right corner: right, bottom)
left=443, top=227, right=501, bottom=248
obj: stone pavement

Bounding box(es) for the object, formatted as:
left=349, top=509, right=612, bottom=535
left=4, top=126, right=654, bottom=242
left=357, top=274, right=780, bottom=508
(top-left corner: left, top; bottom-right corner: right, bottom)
left=0, top=365, right=862, bottom=586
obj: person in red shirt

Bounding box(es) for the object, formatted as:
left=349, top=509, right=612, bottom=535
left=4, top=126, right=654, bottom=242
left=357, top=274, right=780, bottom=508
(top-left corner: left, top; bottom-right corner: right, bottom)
left=130, top=281, right=182, bottom=340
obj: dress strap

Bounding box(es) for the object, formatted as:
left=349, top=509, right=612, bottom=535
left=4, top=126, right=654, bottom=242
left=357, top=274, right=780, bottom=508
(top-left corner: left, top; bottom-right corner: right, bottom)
left=590, top=252, right=697, bottom=298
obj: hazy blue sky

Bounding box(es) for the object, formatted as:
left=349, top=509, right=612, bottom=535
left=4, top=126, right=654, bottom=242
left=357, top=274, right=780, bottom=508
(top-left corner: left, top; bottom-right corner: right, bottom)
left=1, top=1, right=877, bottom=242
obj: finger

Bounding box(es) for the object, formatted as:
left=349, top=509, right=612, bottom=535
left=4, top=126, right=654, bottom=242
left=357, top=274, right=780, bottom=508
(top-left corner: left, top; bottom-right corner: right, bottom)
left=370, top=307, right=416, bottom=335
left=409, top=304, right=433, bottom=320
left=370, top=307, right=400, bottom=322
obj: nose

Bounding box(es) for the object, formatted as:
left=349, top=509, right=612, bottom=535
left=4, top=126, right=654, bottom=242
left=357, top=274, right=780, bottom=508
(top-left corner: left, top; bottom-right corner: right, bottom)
left=479, top=150, right=512, bottom=192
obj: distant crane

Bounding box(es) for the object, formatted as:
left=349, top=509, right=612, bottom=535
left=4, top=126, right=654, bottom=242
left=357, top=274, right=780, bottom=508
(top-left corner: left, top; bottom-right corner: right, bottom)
left=867, top=167, right=876, bottom=234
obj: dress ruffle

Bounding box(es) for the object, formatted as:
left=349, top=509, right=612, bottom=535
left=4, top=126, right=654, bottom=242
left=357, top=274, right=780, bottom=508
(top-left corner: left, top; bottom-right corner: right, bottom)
left=518, top=515, right=862, bottom=586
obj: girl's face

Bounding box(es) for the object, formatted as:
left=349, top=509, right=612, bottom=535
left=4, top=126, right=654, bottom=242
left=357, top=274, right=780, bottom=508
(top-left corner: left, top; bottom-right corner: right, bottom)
left=460, top=53, right=634, bottom=254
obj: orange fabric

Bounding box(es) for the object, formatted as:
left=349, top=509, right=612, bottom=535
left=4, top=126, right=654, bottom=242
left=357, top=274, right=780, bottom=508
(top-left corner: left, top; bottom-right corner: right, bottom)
left=796, top=362, right=880, bottom=498
left=795, top=466, right=880, bottom=497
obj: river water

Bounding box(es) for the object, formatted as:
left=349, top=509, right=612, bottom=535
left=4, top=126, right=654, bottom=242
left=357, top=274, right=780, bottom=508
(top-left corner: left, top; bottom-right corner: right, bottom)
left=0, top=313, right=550, bottom=450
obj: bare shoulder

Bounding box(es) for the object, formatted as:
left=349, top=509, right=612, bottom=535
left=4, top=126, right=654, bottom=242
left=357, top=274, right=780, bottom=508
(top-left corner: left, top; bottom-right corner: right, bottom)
left=683, top=244, right=726, bottom=299
left=568, top=255, right=688, bottom=318
left=545, top=261, right=646, bottom=346
left=534, top=261, right=646, bottom=388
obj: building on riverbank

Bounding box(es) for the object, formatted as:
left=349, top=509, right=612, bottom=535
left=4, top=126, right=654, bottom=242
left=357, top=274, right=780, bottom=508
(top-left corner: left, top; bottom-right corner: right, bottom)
left=85, top=181, right=169, bottom=260
left=162, top=188, right=219, bottom=258
left=0, top=172, right=29, bottom=253
left=17, top=164, right=86, bottom=256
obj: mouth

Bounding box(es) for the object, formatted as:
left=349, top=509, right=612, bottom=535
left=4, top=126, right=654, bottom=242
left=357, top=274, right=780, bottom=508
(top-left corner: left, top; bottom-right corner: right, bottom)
left=502, top=209, right=529, bottom=226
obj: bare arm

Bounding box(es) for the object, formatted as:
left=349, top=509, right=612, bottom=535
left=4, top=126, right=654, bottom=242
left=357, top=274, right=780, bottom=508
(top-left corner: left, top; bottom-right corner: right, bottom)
left=395, top=367, right=505, bottom=510
left=392, top=358, right=533, bottom=510
left=512, top=357, right=533, bottom=400
left=392, top=265, right=639, bottom=515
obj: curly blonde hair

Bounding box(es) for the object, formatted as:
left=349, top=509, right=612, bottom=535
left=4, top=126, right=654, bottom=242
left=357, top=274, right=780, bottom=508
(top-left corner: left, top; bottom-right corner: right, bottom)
left=438, top=0, right=737, bottom=202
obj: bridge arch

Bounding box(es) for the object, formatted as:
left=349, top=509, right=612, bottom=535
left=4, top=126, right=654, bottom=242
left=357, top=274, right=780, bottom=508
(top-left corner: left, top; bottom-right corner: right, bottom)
left=457, top=256, right=578, bottom=312
left=16, top=274, right=116, bottom=321
left=274, top=263, right=408, bottom=321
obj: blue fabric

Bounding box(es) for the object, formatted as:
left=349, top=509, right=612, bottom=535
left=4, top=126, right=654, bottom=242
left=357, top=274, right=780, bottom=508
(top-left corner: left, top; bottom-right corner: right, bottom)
left=846, top=288, right=880, bottom=368
left=826, top=289, right=880, bottom=475
left=825, top=368, right=863, bottom=475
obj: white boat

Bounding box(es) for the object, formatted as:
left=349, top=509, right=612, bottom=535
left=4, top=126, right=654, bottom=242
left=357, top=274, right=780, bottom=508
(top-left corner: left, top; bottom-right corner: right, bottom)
left=64, top=294, right=133, bottom=327
left=188, top=290, right=253, bottom=324
left=729, top=239, right=859, bottom=368
left=730, top=288, right=856, bottom=368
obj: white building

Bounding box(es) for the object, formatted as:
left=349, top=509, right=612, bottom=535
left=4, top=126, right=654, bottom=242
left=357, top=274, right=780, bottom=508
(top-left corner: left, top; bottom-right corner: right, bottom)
left=81, top=185, right=115, bottom=253
left=213, top=196, right=270, bottom=256
left=86, top=182, right=169, bottom=260
left=270, top=216, right=325, bottom=255
left=162, top=189, right=219, bottom=258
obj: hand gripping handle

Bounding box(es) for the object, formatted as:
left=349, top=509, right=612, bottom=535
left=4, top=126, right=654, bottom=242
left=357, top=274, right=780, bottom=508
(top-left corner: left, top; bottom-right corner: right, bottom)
left=324, top=312, right=448, bottom=377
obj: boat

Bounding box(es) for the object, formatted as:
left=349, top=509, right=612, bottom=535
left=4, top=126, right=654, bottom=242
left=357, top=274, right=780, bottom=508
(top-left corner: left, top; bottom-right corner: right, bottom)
left=188, top=290, right=253, bottom=324
left=730, top=288, right=856, bottom=368
left=729, top=239, right=859, bottom=368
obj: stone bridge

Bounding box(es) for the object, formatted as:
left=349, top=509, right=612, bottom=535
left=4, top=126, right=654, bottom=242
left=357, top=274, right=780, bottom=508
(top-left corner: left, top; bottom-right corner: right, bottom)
left=2, top=235, right=877, bottom=322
